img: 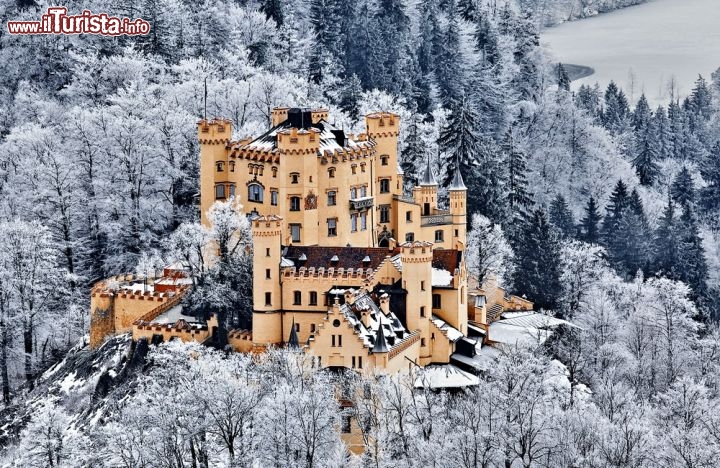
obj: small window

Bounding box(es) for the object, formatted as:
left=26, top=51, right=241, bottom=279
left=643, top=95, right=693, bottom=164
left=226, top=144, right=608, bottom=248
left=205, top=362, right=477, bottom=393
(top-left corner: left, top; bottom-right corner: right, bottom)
left=358, top=356, right=363, bottom=369
left=421, top=338, right=426, bottom=347
left=229, top=161, right=235, bottom=172
left=295, top=322, right=300, bottom=332
left=361, top=163, right=366, bottom=173
left=455, top=229, right=459, bottom=237
left=229, top=184, right=235, bottom=198
left=351, top=214, right=357, bottom=232
left=216, top=161, right=224, bottom=172
left=311, top=324, right=316, bottom=333
left=360, top=212, right=367, bottom=230
left=265, top=268, right=271, bottom=279
left=351, top=165, right=357, bottom=174
left=272, top=167, right=278, bottom=178
left=327, top=218, right=337, bottom=237
left=380, top=206, right=390, bottom=223
left=215, top=184, right=225, bottom=199
left=405, top=232, right=414, bottom=242
left=290, top=224, right=301, bottom=242
left=271, top=190, right=278, bottom=206
left=432, top=294, right=441, bottom=309
left=380, top=179, right=390, bottom=193
left=266, top=248, right=270, bottom=257
left=248, top=184, right=263, bottom=202
left=328, top=191, right=336, bottom=206
left=290, top=173, right=299, bottom=184
left=332, top=335, right=336, bottom=347
left=420, top=306, right=426, bottom=317
left=435, top=230, right=444, bottom=243
left=406, top=211, right=412, bottom=222
left=352, top=356, right=356, bottom=369
left=265, top=292, right=272, bottom=306
left=360, top=186, right=367, bottom=197
left=421, top=281, right=425, bottom=291
left=381, top=155, right=389, bottom=166
left=328, top=167, right=336, bottom=178
left=309, top=291, right=318, bottom=305
left=350, top=187, right=357, bottom=199
left=333, top=319, right=341, bottom=327
left=293, top=291, right=302, bottom=305
left=290, top=197, right=301, bottom=211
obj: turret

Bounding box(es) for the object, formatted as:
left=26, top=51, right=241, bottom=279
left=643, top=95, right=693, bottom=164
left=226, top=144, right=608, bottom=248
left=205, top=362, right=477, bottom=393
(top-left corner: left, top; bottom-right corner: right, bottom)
left=449, top=155, right=467, bottom=250
left=414, top=157, right=438, bottom=216
left=198, top=118, right=233, bottom=226
left=251, top=215, right=283, bottom=347
left=400, top=241, right=434, bottom=365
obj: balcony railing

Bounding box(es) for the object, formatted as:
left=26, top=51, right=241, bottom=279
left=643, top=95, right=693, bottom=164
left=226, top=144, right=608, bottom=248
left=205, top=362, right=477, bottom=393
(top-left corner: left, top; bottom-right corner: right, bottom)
left=420, top=213, right=452, bottom=226
left=349, top=196, right=374, bottom=210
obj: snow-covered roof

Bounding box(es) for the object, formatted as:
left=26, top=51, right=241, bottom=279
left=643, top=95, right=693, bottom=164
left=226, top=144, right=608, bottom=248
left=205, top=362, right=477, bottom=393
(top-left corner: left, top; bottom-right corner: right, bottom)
left=339, top=292, right=409, bottom=351
left=431, top=268, right=452, bottom=287
left=489, top=312, right=576, bottom=347
left=431, top=316, right=463, bottom=342
left=414, top=364, right=480, bottom=389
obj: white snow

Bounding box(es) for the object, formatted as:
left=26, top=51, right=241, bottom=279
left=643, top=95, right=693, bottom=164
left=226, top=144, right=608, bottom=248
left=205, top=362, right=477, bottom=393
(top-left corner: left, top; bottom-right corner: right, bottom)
left=414, top=364, right=480, bottom=389
left=542, top=0, right=720, bottom=106
left=431, top=268, right=452, bottom=287
left=431, top=316, right=464, bottom=342
left=58, top=371, right=83, bottom=395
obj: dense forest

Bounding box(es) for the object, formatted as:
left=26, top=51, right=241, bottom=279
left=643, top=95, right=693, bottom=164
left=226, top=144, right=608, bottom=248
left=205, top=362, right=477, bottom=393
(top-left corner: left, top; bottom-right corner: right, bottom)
left=1, top=0, right=719, bottom=465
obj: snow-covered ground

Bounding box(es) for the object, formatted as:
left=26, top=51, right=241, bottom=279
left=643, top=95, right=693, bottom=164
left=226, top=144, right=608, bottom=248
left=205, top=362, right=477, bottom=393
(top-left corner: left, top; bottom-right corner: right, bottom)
left=542, top=0, right=720, bottom=106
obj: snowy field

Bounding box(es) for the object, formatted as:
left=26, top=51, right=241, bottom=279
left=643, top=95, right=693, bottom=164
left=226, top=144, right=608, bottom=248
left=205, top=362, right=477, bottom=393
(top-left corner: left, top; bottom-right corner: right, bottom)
left=542, top=0, right=720, bottom=106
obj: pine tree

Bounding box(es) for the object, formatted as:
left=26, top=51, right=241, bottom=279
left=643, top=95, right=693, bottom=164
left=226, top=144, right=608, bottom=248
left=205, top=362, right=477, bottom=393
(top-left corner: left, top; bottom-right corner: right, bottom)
left=308, top=0, right=344, bottom=85
left=602, top=81, right=629, bottom=133
left=632, top=94, right=652, bottom=132
left=623, top=189, right=651, bottom=275
left=632, top=117, right=660, bottom=186
left=670, top=166, right=695, bottom=207
left=653, top=105, right=672, bottom=159
left=438, top=94, right=481, bottom=188
left=557, top=63, right=571, bottom=92
left=580, top=196, right=602, bottom=243
left=653, top=196, right=680, bottom=278
left=401, top=112, right=425, bottom=192
left=457, top=0, right=477, bottom=21
left=549, top=194, right=574, bottom=238
left=668, top=100, right=686, bottom=159
left=260, top=0, right=284, bottom=26
left=689, top=75, right=712, bottom=120
left=700, top=143, right=720, bottom=211
left=677, top=204, right=708, bottom=299
left=511, top=209, right=562, bottom=310
left=502, top=130, right=532, bottom=217
left=575, top=84, right=601, bottom=118
left=435, top=0, right=465, bottom=106
left=475, top=15, right=500, bottom=67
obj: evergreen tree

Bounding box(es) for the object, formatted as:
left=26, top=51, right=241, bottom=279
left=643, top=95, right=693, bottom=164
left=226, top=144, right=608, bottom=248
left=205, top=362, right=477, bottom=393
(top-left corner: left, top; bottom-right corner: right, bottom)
left=338, top=74, right=363, bottom=118
left=677, top=204, right=708, bottom=299
left=557, top=63, right=571, bottom=92
left=653, top=105, right=672, bottom=159
left=308, top=0, right=344, bottom=86
left=632, top=117, right=660, bottom=186
left=602, top=181, right=650, bottom=275
left=457, top=0, right=477, bottom=21
left=260, top=0, right=284, bottom=26
left=689, top=75, right=712, bottom=120
left=434, top=0, right=465, bottom=106
left=549, top=194, right=574, bottom=238
left=602, top=81, right=629, bottom=133
left=668, top=100, right=686, bottom=159
left=401, top=112, right=425, bottom=192
left=474, top=15, right=500, bottom=67
left=580, top=196, right=602, bottom=243
left=670, top=166, right=695, bottom=207
left=502, top=130, right=532, bottom=217
left=653, top=196, right=680, bottom=278
left=699, top=143, right=720, bottom=212
left=632, top=94, right=652, bottom=132
left=511, top=209, right=562, bottom=310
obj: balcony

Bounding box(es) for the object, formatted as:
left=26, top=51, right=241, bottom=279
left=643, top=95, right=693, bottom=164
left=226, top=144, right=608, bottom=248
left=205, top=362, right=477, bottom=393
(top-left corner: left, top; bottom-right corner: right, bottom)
left=421, top=213, right=452, bottom=226
left=349, top=196, right=374, bottom=211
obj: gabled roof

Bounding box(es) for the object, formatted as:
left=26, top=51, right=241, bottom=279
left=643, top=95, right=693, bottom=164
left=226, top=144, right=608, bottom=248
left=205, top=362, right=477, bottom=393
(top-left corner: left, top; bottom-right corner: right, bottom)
left=337, top=292, right=409, bottom=353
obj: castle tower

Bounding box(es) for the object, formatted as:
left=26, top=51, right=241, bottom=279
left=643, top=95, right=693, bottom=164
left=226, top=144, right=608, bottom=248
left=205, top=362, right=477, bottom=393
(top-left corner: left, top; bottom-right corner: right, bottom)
left=449, top=156, right=468, bottom=250
left=365, top=113, right=401, bottom=240
left=198, top=118, right=233, bottom=226
left=251, top=215, right=283, bottom=348
left=414, top=157, right=439, bottom=216
left=400, top=241, right=434, bottom=365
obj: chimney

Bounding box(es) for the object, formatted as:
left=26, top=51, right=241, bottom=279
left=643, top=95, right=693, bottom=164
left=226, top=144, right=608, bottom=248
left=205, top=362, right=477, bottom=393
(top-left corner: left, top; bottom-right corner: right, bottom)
left=379, top=293, right=390, bottom=315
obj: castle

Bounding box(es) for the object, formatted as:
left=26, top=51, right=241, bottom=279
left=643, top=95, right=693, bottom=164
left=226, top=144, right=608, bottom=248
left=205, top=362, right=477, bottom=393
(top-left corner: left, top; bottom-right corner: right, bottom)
left=89, top=107, right=533, bottom=375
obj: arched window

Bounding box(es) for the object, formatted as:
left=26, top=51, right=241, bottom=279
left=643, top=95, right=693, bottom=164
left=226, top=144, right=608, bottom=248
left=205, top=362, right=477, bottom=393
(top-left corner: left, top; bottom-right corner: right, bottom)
left=271, top=166, right=278, bottom=178
left=248, top=184, right=264, bottom=202
left=215, top=161, right=224, bottom=172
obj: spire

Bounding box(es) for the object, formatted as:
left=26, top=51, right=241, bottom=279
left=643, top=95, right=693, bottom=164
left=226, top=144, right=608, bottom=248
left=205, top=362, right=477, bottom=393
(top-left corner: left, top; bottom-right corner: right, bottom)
left=372, top=316, right=389, bottom=353
left=288, top=317, right=300, bottom=349
left=420, top=156, right=438, bottom=186
left=450, top=155, right=467, bottom=190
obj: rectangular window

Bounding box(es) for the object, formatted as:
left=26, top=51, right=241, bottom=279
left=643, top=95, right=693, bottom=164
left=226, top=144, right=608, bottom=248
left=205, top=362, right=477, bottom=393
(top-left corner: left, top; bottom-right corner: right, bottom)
left=352, top=356, right=356, bottom=368
left=358, top=356, right=362, bottom=369
left=295, top=322, right=300, bottom=332
left=215, top=184, right=225, bottom=199
left=311, top=324, right=316, bottom=333
left=432, top=294, right=441, bottom=309
left=290, top=224, right=301, bottom=242
left=341, top=415, right=351, bottom=433
left=420, top=306, right=426, bottom=317
left=290, top=197, right=301, bottom=211
left=360, top=186, right=367, bottom=197
left=266, top=248, right=270, bottom=257
left=216, top=161, right=224, bottom=172
left=293, top=291, right=302, bottom=305
left=381, top=156, right=389, bottom=166
left=265, top=292, right=272, bottom=306
left=327, top=218, right=337, bottom=237
left=309, top=291, right=318, bottom=305
left=248, top=184, right=263, bottom=202
left=328, top=191, right=336, bottom=206
left=229, top=184, right=236, bottom=198
left=350, top=187, right=357, bottom=199
left=271, top=190, right=278, bottom=206
left=265, top=269, right=271, bottom=279
left=435, top=230, right=444, bottom=243
left=421, top=281, right=425, bottom=291
left=406, top=211, right=412, bottom=222
left=229, top=161, right=235, bottom=172
left=332, top=335, right=336, bottom=347
left=380, top=205, right=390, bottom=223
left=290, top=173, right=299, bottom=184
left=338, top=335, right=342, bottom=347
left=421, top=338, right=426, bottom=347
left=360, top=212, right=367, bottom=230
left=351, top=214, right=357, bottom=232
left=380, top=179, right=390, bottom=193
left=405, top=233, right=414, bottom=242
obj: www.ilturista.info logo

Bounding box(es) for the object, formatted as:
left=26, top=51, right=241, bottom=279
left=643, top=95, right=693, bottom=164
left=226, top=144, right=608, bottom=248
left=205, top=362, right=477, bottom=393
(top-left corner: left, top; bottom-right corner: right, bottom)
left=7, top=7, right=150, bottom=35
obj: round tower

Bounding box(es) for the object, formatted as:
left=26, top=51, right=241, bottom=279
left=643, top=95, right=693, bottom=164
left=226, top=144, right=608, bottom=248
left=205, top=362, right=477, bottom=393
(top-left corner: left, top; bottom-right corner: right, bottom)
left=198, top=118, right=233, bottom=226
left=449, top=156, right=468, bottom=250
left=251, top=215, right=283, bottom=347
left=400, top=241, right=434, bottom=365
